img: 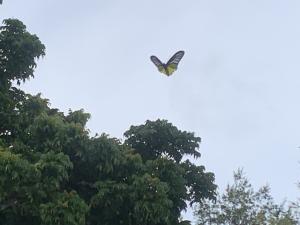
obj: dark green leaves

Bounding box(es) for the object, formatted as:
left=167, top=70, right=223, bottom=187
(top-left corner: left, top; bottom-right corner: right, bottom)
left=40, top=191, right=88, bottom=225
left=124, top=119, right=201, bottom=162
left=124, top=119, right=216, bottom=224
left=0, top=19, right=45, bottom=88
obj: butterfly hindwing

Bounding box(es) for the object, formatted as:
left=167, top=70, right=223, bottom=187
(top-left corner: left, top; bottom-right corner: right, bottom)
left=166, top=64, right=177, bottom=76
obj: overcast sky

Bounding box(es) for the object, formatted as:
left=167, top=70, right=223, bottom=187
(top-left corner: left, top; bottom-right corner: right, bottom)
left=2, top=0, right=300, bottom=223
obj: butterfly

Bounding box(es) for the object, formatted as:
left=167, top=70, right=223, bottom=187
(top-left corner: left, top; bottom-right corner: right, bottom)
left=150, top=50, right=185, bottom=76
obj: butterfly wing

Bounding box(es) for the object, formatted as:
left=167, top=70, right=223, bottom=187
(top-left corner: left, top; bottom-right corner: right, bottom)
left=150, top=55, right=168, bottom=75
left=165, top=50, right=185, bottom=76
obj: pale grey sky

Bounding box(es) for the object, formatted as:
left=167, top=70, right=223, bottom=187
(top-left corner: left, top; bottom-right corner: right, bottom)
left=1, top=0, right=300, bottom=223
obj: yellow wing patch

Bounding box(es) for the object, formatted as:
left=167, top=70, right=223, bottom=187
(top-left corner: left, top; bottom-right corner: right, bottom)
left=166, top=64, right=177, bottom=76
left=158, top=66, right=168, bottom=75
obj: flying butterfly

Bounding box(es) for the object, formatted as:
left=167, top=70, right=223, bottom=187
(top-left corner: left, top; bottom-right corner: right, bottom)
left=150, top=50, right=185, bottom=76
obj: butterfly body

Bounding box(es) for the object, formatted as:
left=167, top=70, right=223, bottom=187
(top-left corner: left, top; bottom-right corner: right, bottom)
left=150, top=50, right=185, bottom=76
left=157, top=63, right=174, bottom=76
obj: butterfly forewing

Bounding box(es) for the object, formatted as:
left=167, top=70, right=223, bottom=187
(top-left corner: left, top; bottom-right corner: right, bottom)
left=150, top=56, right=163, bottom=68
left=150, top=55, right=167, bottom=75
left=166, top=51, right=185, bottom=66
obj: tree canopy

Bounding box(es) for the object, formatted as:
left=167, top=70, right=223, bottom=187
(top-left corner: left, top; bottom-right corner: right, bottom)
left=0, top=18, right=217, bottom=225
left=195, top=169, right=298, bottom=225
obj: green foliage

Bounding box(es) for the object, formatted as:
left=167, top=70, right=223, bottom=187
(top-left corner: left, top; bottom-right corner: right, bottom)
left=124, top=120, right=217, bottom=224
left=0, top=18, right=45, bottom=147
left=40, top=191, right=88, bottom=225
left=0, top=18, right=216, bottom=225
left=90, top=174, right=172, bottom=225
left=0, top=147, right=73, bottom=225
left=195, top=169, right=298, bottom=225
left=0, top=18, right=45, bottom=87
left=124, top=119, right=201, bottom=162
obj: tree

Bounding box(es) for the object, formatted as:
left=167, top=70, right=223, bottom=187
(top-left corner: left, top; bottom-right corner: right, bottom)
left=124, top=120, right=217, bottom=224
left=0, top=18, right=45, bottom=146
left=195, top=169, right=298, bottom=225
left=124, top=119, right=201, bottom=163
left=0, top=18, right=217, bottom=225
